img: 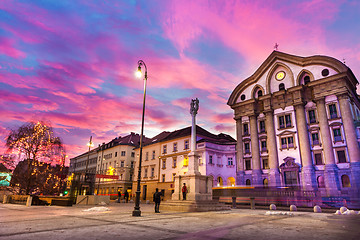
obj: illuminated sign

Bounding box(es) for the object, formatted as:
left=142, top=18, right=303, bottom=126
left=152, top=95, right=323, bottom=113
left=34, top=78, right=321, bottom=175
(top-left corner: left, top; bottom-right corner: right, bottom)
left=0, top=173, right=11, bottom=186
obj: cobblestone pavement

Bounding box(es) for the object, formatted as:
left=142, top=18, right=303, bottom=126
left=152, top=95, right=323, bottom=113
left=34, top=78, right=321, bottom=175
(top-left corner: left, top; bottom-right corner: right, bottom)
left=0, top=202, right=359, bottom=240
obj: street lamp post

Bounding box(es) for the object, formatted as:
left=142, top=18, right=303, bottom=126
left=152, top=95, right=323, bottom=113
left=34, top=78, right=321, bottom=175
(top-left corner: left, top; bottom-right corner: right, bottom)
left=133, top=60, right=148, bottom=217
left=85, top=136, right=94, bottom=195
left=97, top=144, right=105, bottom=195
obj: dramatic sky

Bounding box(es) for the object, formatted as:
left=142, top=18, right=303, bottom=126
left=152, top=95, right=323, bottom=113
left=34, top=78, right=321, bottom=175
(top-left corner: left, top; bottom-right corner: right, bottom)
left=1, top=0, right=360, bottom=164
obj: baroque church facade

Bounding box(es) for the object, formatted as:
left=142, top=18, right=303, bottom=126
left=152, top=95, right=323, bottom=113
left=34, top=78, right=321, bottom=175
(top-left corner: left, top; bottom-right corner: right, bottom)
left=228, top=51, right=360, bottom=202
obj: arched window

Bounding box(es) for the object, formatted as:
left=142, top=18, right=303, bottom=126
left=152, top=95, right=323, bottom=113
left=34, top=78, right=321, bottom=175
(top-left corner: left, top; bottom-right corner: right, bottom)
left=341, top=175, right=351, bottom=188
left=279, top=83, right=285, bottom=91
left=258, top=90, right=263, bottom=97
left=245, top=179, right=251, bottom=186
left=217, top=176, right=223, bottom=186
left=263, top=178, right=268, bottom=187
left=317, top=176, right=325, bottom=188
left=227, top=177, right=236, bottom=186
left=304, top=76, right=310, bottom=84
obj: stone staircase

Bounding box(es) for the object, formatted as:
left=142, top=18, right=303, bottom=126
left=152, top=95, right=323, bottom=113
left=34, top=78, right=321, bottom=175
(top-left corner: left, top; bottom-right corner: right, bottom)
left=161, top=200, right=231, bottom=212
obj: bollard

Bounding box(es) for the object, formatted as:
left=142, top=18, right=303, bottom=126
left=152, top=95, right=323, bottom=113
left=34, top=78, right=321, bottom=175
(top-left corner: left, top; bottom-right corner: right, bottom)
left=232, top=196, right=236, bottom=208
left=3, top=195, right=8, bottom=204
left=26, top=196, right=33, bottom=207
left=250, top=197, right=255, bottom=209
left=270, top=204, right=276, bottom=210
left=313, top=205, right=321, bottom=213
left=290, top=205, right=297, bottom=211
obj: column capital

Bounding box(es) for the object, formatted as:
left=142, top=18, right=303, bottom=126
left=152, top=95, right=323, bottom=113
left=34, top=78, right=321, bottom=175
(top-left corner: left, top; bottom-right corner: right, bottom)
left=337, top=92, right=350, bottom=101
left=264, top=109, right=274, bottom=116
left=314, top=97, right=325, bottom=105
left=293, top=103, right=305, bottom=110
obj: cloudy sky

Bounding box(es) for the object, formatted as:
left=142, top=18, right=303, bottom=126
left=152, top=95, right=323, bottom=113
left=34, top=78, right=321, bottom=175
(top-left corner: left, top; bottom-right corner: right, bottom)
left=1, top=0, right=359, bottom=163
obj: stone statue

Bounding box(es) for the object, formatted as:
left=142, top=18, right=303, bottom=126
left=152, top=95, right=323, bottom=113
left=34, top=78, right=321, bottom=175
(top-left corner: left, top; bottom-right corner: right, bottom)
left=190, top=98, right=199, bottom=116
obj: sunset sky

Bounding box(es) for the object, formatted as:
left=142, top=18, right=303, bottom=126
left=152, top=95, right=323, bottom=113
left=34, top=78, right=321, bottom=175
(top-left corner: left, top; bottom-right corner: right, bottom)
left=1, top=0, right=360, bottom=164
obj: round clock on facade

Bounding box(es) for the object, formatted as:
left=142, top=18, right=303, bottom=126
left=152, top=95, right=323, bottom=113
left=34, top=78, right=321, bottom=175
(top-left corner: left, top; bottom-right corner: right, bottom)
left=275, top=71, right=286, bottom=80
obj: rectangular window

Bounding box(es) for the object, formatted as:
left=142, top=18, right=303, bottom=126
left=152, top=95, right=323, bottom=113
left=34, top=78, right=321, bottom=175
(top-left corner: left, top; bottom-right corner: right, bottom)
left=285, top=115, right=292, bottom=128
left=151, top=167, right=155, bottom=177
left=281, top=138, right=287, bottom=149
left=209, top=155, right=213, bottom=164
left=163, top=145, right=167, bottom=154
left=245, top=159, right=251, bottom=170
left=145, top=152, right=149, bottom=160
left=121, top=151, right=126, bottom=156
left=120, top=161, right=124, bottom=167
left=333, top=129, right=342, bottom=142
left=183, top=156, right=189, bottom=166
left=243, top=123, right=249, bottom=135
left=259, top=120, right=266, bottom=133
left=244, top=142, right=250, bottom=154
left=173, top=142, right=178, bottom=152
left=329, top=104, right=338, bottom=119
left=312, top=133, right=319, bottom=145
left=162, top=174, right=165, bottom=182
left=152, top=150, right=155, bottom=160
left=173, top=157, right=177, bottom=168
left=115, top=152, right=118, bottom=157
left=131, top=152, right=135, bottom=157
left=279, top=116, right=285, bottom=129
left=227, top=157, right=233, bottom=166
left=130, top=161, right=134, bottom=168
left=308, top=110, right=316, bottom=123
left=129, top=174, right=133, bottom=181
left=184, top=140, right=189, bottom=149
left=337, top=150, right=347, bottom=163
left=314, top=153, right=323, bottom=165
left=261, top=141, right=267, bottom=152
left=287, top=137, right=294, bottom=148
left=144, top=168, right=148, bottom=178
left=262, top=158, right=269, bottom=169
left=162, top=159, right=166, bottom=169
left=172, top=173, right=176, bottom=181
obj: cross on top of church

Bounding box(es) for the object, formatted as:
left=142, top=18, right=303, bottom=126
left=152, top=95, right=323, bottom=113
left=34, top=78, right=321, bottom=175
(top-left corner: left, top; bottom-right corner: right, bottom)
left=274, top=43, right=279, bottom=51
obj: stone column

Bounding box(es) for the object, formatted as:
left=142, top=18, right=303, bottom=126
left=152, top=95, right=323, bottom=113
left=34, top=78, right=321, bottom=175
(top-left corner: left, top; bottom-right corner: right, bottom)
left=294, top=104, right=316, bottom=190
left=187, top=98, right=200, bottom=175
left=249, top=114, right=262, bottom=185
left=338, top=94, right=360, bottom=191
left=235, top=117, right=245, bottom=185
left=264, top=111, right=281, bottom=187
left=316, top=98, right=340, bottom=195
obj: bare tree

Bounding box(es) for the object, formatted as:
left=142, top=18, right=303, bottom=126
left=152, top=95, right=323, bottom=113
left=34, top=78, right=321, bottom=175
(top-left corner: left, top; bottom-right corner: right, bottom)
left=5, top=121, right=65, bottom=194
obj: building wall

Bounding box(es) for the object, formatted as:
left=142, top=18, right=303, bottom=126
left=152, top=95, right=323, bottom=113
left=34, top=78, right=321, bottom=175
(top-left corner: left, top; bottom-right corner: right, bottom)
left=228, top=51, right=360, bottom=205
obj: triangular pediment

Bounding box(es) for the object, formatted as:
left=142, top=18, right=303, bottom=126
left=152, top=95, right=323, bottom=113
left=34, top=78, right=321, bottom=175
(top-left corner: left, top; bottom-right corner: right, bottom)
left=228, top=51, right=350, bottom=107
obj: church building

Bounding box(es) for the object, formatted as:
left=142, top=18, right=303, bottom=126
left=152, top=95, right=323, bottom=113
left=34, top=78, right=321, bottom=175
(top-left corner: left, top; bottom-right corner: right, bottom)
left=228, top=51, right=360, bottom=204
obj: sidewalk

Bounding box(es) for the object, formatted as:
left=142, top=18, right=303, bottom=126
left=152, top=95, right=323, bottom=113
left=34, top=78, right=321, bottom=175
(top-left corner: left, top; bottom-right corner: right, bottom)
left=0, top=202, right=359, bottom=240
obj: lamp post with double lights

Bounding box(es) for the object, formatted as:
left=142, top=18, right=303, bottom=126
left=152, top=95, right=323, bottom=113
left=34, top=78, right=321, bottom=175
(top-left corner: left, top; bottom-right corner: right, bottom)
left=132, top=60, right=148, bottom=217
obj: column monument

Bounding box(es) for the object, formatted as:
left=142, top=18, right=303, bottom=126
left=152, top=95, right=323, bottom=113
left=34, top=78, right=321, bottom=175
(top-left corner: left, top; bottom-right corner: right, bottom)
left=161, top=98, right=229, bottom=211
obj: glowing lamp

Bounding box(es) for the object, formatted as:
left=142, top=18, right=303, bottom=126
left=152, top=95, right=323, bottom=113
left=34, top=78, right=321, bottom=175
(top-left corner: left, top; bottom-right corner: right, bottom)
left=135, top=66, right=142, bottom=78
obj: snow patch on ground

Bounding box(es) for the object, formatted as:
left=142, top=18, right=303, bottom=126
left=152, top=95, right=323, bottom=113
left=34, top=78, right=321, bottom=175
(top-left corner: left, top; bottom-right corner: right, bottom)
left=335, top=208, right=359, bottom=215
left=82, top=207, right=110, bottom=212
left=265, top=211, right=293, bottom=216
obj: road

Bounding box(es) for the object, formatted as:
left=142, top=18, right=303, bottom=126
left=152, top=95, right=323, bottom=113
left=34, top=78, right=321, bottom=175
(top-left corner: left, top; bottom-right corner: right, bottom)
left=0, top=202, right=359, bottom=240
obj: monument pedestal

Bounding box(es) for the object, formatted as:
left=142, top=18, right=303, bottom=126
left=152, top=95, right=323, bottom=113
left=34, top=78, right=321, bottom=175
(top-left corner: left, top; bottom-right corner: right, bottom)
left=161, top=170, right=230, bottom=212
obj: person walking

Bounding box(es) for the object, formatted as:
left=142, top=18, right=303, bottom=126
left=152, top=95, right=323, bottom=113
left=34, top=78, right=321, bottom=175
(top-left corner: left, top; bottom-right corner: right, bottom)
left=124, top=189, right=129, bottom=203
left=182, top=183, right=187, bottom=200
left=153, top=188, right=162, bottom=213
left=117, top=189, right=122, bottom=203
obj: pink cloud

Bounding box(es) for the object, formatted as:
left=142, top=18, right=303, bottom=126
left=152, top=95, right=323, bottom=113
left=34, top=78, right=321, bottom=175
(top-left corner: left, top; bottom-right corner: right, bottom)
left=0, top=37, right=26, bottom=59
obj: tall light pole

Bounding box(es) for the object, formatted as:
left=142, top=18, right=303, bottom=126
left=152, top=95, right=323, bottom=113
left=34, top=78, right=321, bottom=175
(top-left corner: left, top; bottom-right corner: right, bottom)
left=85, top=136, right=94, bottom=195
left=133, top=60, right=147, bottom=217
